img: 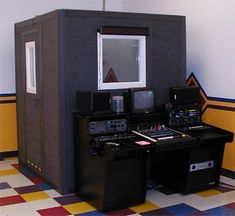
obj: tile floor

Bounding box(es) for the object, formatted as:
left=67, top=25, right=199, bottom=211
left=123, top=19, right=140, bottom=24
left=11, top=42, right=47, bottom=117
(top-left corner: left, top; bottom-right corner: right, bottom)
left=1, top=158, right=235, bottom=216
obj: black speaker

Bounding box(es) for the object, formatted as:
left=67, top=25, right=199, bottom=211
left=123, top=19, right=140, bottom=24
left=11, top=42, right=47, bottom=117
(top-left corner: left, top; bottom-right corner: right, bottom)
left=76, top=91, right=111, bottom=114
left=169, top=86, right=200, bottom=105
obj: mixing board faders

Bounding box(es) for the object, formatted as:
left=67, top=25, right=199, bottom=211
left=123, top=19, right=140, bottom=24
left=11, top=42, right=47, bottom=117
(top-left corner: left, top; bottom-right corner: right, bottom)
left=132, top=123, right=188, bottom=142
left=131, top=122, right=198, bottom=151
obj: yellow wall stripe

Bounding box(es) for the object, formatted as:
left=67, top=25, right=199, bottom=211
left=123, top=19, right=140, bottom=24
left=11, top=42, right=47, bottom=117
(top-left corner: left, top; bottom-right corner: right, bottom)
left=207, top=100, right=235, bottom=109
left=0, top=96, right=18, bottom=153
left=0, top=96, right=16, bottom=102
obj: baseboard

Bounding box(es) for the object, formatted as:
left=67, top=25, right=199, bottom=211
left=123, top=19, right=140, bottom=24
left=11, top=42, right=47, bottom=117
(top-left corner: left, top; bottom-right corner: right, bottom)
left=221, top=168, right=235, bottom=179
left=0, top=151, right=18, bottom=160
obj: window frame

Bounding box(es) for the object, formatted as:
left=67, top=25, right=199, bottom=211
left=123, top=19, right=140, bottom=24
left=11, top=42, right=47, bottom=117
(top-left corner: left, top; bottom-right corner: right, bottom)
left=97, top=33, right=146, bottom=90
left=25, top=41, right=37, bottom=94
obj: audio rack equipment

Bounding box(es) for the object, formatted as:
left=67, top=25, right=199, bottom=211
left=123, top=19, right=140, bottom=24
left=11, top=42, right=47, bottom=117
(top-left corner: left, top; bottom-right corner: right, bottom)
left=168, top=106, right=201, bottom=127
left=88, top=118, right=127, bottom=134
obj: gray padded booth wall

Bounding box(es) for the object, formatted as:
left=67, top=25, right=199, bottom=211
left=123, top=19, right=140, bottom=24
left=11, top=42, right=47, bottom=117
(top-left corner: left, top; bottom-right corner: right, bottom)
left=15, top=9, right=186, bottom=194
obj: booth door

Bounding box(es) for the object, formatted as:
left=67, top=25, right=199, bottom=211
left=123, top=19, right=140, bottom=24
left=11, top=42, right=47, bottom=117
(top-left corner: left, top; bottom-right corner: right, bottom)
left=22, top=30, right=44, bottom=174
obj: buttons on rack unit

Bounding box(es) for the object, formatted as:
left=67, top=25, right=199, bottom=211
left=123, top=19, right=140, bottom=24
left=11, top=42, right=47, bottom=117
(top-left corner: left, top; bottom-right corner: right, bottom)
left=89, top=119, right=127, bottom=134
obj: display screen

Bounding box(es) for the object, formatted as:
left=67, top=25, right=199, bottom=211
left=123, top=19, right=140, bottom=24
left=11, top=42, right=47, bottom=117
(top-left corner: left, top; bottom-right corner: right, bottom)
left=133, top=90, right=154, bottom=111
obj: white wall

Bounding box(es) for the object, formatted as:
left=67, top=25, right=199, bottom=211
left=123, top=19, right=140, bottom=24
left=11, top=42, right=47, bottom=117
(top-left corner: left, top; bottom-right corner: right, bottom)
left=0, top=0, right=123, bottom=94
left=124, top=0, right=235, bottom=100
left=2, top=0, right=234, bottom=99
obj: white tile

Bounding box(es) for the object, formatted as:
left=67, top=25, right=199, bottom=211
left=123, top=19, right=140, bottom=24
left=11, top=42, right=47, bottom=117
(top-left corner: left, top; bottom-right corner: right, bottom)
left=0, top=198, right=60, bottom=216
left=0, top=209, right=41, bottom=216
left=147, top=177, right=235, bottom=211
left=185, top=190, right=235, bottom=211
left=0, top=158, right=18, bottom=171
left=0, top=158, right=18, bottom=164
left=44, top=189, right=62, bottom=198
left=146, top=189, right=198, bottom=208
left=147, top=187, right=235, bottom=211
left=0, top=188, right=18, bottom=198
left=0, top=173, right=34, bottom=188
left=0, top=163, right=15, bottom=171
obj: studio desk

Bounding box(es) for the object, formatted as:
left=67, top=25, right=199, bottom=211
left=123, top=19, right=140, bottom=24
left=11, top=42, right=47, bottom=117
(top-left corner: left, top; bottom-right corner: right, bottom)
left=73, top=111, right=233, bottom=211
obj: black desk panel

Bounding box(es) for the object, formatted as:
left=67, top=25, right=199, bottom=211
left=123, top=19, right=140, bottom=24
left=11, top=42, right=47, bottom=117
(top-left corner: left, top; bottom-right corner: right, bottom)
left=151, top=123, right=234, bottom=193
left=74, top=113, right=154, bottom=211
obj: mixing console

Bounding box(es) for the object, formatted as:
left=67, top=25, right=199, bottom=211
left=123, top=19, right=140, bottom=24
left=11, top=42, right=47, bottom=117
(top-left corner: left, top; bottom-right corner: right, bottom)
left=131, top=123, right=188, bottom=143
left=140, top=127, right=178, bottom=139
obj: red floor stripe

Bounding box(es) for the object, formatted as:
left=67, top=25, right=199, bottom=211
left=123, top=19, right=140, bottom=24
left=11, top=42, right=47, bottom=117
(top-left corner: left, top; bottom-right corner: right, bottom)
left=37, top=206, right=71, bottom=216
left=0, top=195, right=25, bottom=206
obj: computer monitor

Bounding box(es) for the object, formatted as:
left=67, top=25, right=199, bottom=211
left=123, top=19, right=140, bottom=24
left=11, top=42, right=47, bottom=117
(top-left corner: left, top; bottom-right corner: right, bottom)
left=124, top=88, right=155, bottom=114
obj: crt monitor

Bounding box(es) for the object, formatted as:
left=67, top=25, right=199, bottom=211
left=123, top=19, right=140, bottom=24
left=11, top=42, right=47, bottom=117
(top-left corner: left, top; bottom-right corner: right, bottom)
left=124, top=88, right=155, bottom=114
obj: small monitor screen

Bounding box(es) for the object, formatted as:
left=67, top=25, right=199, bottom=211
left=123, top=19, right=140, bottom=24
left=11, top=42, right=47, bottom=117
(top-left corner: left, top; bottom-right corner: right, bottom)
left=133, top=90, right=154, bottom=111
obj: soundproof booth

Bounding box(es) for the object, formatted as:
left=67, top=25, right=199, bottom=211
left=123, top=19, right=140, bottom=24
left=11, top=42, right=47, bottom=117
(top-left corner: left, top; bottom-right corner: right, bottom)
left=15, top=9, right=233, bottom=212
left=15, top=9, right=188, bottom=195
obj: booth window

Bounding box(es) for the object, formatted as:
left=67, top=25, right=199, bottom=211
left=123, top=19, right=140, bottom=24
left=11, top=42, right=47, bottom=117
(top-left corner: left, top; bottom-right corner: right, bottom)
left=97, top=27, right=148, bottom=90
left=25, top=41, right=37, bottom=94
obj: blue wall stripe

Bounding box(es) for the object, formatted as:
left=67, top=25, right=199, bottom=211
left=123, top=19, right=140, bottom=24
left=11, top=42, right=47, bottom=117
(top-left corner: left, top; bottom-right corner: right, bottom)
left=207, top=96, right=235, bottom=103
left=0, top=93, right=16, bottom=97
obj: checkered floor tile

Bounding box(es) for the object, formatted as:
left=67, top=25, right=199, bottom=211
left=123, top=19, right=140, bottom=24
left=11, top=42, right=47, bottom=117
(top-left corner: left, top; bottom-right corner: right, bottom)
left=1, top=158, right=235, bottom=216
